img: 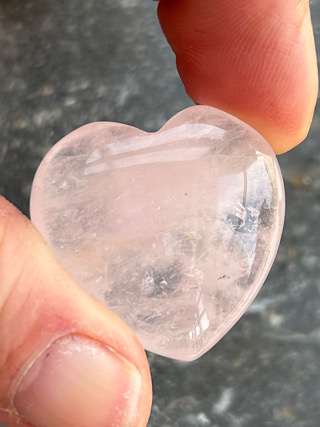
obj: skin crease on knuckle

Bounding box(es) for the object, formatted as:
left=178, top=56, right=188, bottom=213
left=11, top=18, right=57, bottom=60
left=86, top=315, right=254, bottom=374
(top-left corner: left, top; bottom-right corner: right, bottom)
left=158, top=0, right=318, bottom=154
left=0, top=201, right=68, bottom=409
left=0, top=204, right=40, bottom=426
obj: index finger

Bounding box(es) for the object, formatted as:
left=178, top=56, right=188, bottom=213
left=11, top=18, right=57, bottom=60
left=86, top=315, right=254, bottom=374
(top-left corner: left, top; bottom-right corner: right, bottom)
left=158, top=0, right=318, bottom=154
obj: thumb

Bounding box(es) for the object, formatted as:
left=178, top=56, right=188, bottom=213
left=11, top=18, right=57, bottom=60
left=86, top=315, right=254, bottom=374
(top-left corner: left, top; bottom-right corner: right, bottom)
left=0, top=196, right=152, bottom=427
left=158, top=0, right=318, bottom=154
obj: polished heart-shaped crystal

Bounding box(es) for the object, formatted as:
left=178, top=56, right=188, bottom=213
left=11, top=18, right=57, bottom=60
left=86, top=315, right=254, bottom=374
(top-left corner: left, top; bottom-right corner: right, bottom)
left=30, top=106, right=285, bottom=361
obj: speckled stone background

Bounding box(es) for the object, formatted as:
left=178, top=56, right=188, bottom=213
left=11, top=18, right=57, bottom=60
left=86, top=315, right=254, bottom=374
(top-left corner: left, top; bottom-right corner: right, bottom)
left=1, top=1, right=320, bottom=426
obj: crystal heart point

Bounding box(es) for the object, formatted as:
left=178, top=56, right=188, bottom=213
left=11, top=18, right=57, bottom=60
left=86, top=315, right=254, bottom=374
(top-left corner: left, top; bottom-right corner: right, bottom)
left=30, top=106, right=285, bottom=360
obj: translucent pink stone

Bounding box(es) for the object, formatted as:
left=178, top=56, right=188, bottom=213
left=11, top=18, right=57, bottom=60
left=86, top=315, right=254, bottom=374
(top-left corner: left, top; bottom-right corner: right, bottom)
left=30, top=106, right=285, bottom=361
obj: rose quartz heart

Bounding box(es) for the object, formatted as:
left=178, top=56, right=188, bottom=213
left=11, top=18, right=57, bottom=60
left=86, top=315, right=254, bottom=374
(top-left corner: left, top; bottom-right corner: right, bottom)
left=30, top=106, right=285, bottom=361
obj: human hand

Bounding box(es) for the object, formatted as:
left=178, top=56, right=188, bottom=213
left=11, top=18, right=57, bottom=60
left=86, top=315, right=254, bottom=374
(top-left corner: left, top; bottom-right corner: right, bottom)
left=0, top=1, right=317, bottom=427
left=158, top=0, right=318, bottom=154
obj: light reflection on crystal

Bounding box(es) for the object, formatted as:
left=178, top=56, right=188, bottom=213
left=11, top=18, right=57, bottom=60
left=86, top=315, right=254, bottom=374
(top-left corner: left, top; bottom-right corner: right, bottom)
left=30, top=106, right=285, bottom=361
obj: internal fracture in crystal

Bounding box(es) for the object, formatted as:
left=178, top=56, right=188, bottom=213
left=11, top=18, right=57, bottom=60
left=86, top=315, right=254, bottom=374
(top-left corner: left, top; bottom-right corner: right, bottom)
left=30, top=106, right=285, bottom=361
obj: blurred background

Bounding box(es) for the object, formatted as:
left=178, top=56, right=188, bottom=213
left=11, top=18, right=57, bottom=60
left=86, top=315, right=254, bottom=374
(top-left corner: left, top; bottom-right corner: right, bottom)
left=1, top=0, right=320, bottom=426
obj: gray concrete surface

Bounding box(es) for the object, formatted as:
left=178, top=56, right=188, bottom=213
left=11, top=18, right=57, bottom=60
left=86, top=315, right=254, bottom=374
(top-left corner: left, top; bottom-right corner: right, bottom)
left=1, top=1, right=320, bottom=426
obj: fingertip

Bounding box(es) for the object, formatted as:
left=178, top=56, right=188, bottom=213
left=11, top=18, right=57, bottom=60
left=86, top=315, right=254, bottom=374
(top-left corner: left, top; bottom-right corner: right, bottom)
left=0, top=197, right=152, bottom=427
left=158, top=0, right=318, bottom=154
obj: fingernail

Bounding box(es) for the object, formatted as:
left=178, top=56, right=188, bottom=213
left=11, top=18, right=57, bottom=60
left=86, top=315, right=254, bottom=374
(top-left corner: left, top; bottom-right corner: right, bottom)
left=14, top=335, right=142, bottom=427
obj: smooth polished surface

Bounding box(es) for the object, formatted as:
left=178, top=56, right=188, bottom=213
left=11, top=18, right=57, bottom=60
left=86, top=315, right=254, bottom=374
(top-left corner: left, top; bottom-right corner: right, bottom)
left=2, top=0, right=320, bottom=424
left=30, top=106, right=285, bottom=360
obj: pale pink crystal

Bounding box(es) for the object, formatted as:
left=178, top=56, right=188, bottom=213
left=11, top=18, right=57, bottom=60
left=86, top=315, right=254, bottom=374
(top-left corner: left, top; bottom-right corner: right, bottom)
left=30, top=106, right=285, bottom=361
